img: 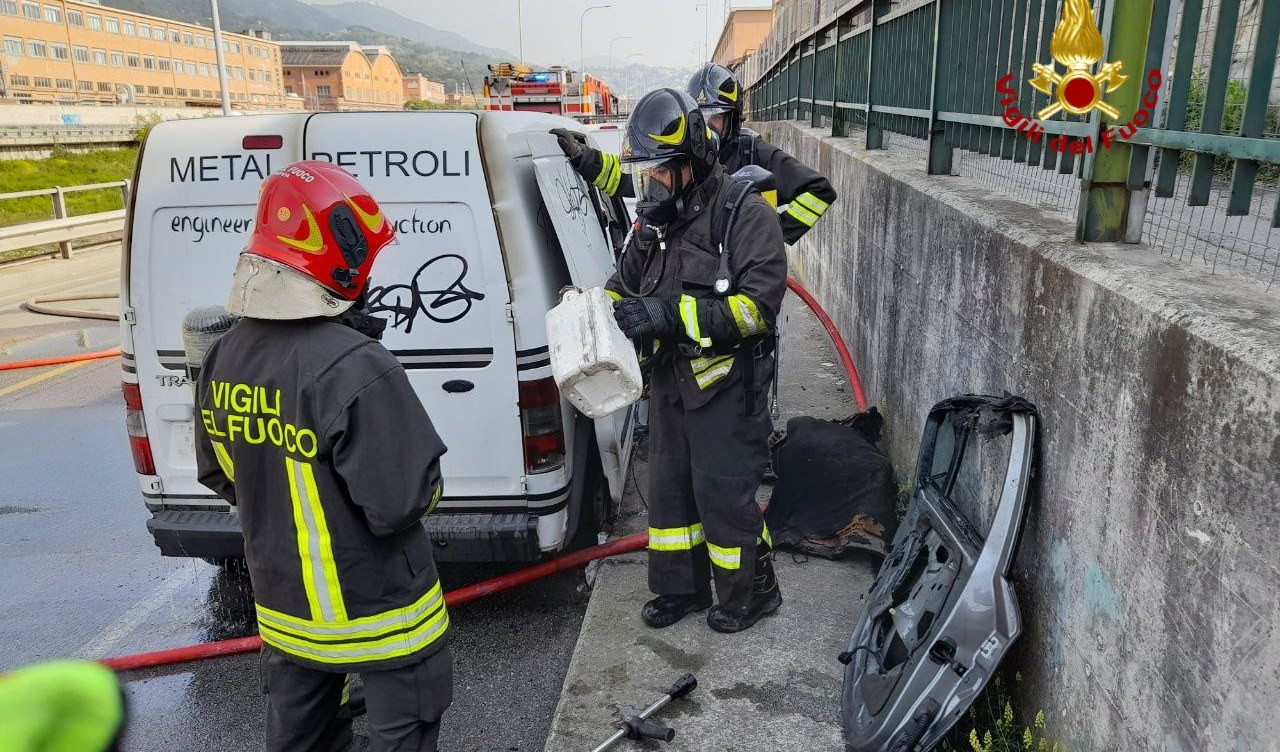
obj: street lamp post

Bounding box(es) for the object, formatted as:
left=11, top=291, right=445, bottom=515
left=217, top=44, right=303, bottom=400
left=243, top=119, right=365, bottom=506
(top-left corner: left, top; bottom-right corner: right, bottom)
left=695, top=2, right=709, bottom=63
left=578, top=4, right=611, bottom=118
left=607, top=36, right=632, bottom=118
left=209, top=0, right=232, bottom=115
left=607, top=35, right=631, bottom=83
left=623, top=52, right=642, bottom=114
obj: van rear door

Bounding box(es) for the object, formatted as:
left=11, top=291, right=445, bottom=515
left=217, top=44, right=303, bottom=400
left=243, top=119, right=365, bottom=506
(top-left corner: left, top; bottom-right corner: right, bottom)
left=127, top=115, right=306, bottom=507
left=302, top=112, right=525, bottom=508
left=528, top=146, right=634, bottom=502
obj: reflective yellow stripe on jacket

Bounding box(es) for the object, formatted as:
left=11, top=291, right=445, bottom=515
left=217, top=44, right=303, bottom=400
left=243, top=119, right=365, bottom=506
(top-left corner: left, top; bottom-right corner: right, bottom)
left=690, top=354, right=735, bottom=390
left=678, top=294, right=713, bottom=349
left=262, top=458, right=450, bottom=665
left=786, top=191, right=830, bottom=228
left=257, top=580, right=449, bottom=665
left=286, top=457, right=347, bottom=623
left=727, top=294, right=766, bottom=338
left=211, top=440, right=235, bottom=483
left=594, top=152, right=622, bottom=195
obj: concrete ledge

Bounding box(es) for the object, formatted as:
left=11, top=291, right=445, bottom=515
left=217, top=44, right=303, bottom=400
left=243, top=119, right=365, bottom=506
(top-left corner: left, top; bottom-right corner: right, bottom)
left=755, top=120, right=1280, bottom=752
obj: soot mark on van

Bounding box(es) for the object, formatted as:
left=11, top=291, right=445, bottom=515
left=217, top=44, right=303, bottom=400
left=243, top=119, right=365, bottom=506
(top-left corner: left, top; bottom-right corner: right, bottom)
left=366, top=254, right=485, bottom=333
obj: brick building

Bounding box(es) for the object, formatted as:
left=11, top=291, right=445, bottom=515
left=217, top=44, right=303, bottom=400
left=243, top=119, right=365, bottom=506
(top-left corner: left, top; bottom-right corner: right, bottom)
left=0, top=0, right=286, bottom=107
left=280, top=41, right=405, bottom=111
left=402, top=72, right=445, bottom=104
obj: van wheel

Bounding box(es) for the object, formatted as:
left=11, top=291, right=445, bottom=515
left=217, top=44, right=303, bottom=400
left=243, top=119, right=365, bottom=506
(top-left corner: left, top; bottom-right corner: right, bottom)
left=571, top=453, right=615, bottom=549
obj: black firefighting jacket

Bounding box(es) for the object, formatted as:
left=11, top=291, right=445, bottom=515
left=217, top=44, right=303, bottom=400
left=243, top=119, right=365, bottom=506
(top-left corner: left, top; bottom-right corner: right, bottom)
left=605, top=164, right=788, bottom=410
left=195, top=317, right=449, bottom=672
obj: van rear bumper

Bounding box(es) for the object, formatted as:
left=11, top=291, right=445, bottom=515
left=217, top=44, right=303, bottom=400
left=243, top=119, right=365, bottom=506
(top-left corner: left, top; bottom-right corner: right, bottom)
left=147, top=509, right=245, bottom=559
left=146, top=509, right=548, bottom=562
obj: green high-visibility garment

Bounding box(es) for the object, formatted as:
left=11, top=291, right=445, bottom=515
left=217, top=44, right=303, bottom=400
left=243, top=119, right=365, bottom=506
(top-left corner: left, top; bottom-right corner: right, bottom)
left=0, top=660, right=123, bottom=752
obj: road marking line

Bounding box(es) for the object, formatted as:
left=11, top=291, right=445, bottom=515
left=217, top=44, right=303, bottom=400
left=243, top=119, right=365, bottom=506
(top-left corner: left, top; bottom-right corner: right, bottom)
left=76, top=573, right=194, bottom=660
left=0, top=359, right=94, bottom=398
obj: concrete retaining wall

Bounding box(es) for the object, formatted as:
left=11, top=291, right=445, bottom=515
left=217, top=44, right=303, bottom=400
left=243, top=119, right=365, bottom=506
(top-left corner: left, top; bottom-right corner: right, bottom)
left=753, top=121, right=1280, bottom=752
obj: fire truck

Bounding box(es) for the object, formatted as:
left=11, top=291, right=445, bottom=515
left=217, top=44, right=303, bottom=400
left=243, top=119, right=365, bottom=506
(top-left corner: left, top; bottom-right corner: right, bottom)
left=483, top=63, right=618, bottom=120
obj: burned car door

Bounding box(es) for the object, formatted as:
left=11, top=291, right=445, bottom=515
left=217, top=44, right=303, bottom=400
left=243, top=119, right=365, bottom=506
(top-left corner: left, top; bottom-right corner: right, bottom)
left=841, top=395, right=1037, bottom=752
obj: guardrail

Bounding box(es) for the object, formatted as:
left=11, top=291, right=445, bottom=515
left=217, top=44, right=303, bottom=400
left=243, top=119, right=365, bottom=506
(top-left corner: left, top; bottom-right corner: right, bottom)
left=0, top=125, right=137, bottom=141
left=0, top=180, right=130, bottom=259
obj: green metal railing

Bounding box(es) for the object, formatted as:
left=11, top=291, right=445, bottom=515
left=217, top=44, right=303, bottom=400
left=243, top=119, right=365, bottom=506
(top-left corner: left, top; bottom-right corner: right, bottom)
left=741, top=0, right=1280, bottom=282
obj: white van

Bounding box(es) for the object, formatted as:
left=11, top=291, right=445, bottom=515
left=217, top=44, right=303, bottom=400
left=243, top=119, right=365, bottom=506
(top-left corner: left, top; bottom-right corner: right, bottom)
left=120, top=111, right=636, bottom=562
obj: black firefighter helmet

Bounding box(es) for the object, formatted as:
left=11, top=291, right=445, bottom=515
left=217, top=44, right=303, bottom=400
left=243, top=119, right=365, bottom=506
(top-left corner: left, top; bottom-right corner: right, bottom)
left=621, top=88, right=718, bottom=224
left=687, top=63, right=744, bottom=147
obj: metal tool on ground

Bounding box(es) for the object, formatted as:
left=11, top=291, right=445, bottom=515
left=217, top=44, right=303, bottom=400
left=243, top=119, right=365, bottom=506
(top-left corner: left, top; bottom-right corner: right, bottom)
left=592, top=673, right=697, bottom=752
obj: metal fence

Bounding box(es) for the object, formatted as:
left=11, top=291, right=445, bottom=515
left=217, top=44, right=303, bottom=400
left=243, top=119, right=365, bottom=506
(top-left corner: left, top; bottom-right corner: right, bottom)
left=741, top=0, right=1280, bottom=291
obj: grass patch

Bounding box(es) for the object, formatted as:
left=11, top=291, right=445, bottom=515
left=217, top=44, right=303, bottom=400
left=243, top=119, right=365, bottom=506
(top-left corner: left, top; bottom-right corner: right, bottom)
left=0, top=147, right=138, bottom=229
left=0, top=147, right=138, bottom=262
left=938, top=671, right=1066, bottom=752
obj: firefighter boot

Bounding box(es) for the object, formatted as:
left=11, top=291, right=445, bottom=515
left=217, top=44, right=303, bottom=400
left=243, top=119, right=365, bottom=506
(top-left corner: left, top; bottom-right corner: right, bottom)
left=707, top=546, right=782, bottom=633
left=641, top=590, right=714, bottom=628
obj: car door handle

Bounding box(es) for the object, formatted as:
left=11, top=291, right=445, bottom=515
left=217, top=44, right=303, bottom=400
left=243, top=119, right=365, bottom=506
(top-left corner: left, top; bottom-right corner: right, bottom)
left=442, top=380, right=474, bottom=393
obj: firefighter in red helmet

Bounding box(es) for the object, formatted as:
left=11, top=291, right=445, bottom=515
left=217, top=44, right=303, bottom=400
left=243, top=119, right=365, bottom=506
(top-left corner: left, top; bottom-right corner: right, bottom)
left=194, top=161, right=453, bottom=752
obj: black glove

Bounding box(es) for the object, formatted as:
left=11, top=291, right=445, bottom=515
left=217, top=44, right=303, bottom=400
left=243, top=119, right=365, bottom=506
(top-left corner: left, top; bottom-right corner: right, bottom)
left=550, top=127, right=586, bottom=166
left=614, top=297, right=682, bottom=340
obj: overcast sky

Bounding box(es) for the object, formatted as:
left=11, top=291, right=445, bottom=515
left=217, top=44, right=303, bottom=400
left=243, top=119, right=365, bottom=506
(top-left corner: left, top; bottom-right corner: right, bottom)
left=422, top=0, right=773, bottom=69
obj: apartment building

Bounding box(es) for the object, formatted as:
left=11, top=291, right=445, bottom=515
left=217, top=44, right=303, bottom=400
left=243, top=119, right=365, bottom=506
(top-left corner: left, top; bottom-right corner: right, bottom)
left=0, top=0, right=286, bottom=107
left=280, top=41, right=405, bottom=111
left=712, top=7, right=774, bottom=71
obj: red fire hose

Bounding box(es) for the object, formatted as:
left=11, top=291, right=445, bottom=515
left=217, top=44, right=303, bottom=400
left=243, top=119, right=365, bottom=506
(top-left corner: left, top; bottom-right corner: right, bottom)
left=93, top=278, right=865, bottom=674
left=786, top=277, right=868, bottom=412
left=101, top=534, right=651, bottom=672
left=0, top=347, right=121, bottom=371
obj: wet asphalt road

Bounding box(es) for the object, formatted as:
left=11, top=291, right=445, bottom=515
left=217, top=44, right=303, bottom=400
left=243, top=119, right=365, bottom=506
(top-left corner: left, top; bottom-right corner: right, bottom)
left=0, top=346, right=590, bottom=752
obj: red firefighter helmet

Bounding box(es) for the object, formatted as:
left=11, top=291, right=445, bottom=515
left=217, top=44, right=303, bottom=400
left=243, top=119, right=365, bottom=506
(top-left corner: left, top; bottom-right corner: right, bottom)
left=228, top=161, right=395, bottom=319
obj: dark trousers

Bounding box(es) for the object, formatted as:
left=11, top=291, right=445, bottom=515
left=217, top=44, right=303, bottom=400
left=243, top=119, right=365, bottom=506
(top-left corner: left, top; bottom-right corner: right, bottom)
left=647, top=354, right=773, bottom=613
left=261, top=644, right=454, bottom=752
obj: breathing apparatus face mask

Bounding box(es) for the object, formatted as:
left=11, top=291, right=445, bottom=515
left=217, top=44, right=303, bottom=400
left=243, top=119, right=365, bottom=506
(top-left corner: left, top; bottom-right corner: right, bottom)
left=628, top=158, right=686, bottom=226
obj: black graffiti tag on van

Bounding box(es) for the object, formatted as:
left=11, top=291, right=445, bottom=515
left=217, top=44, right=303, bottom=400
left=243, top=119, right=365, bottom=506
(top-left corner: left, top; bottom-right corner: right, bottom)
left=308, top=150, right=472, bottom=179
left=366, top=254, right=485, bottom=333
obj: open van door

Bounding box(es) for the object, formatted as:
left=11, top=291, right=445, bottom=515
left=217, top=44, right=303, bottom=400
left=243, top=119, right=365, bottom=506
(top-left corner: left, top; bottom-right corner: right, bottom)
left=528, top=145, right=634, bottom=504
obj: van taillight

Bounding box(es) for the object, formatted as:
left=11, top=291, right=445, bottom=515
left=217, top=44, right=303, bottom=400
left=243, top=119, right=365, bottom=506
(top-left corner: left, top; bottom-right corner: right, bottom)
left=519, top=377, right=565, bottom=474
left=122, top=382, right=156, bottom=476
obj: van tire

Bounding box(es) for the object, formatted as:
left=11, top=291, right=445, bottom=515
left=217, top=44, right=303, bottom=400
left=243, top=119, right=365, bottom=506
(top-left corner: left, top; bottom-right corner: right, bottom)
left=570, top=442, right=615, bottom=550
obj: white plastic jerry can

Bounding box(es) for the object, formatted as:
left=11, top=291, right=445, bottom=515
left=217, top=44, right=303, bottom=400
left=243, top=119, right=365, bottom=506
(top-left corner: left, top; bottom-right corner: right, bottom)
left=546, top=286, right=643, bottom=419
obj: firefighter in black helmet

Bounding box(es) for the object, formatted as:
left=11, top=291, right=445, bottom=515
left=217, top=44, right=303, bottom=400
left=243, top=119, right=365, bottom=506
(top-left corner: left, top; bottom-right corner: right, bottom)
left=604, top=88, right=787, bottom=633
left=552, top=63, right=837, bottom=245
